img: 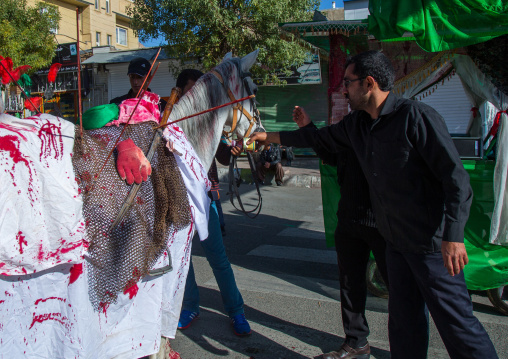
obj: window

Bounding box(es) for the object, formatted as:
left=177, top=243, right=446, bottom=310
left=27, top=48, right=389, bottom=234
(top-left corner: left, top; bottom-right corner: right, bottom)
left=95, top=0, right=99, bottom=10
left=107, top=35, right=112, bottom=46
left=105, top=0, right=110, bottom=13
left=116, top=27, right=127, bottom=46
left=96, top=32, right=101, bottom=46
left=40, top=7, right=58, bottom=33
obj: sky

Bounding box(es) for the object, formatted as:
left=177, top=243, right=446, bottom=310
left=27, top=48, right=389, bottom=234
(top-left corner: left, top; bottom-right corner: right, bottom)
left=140, top=1, right=345, bottom=47
left=319, top=0, right=344, bottom=10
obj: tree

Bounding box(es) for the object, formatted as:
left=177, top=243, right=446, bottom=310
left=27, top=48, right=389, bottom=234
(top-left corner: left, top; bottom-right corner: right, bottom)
left=0, top=0, right=60, bottom=72
left=128, top=0, right=319, bottom=83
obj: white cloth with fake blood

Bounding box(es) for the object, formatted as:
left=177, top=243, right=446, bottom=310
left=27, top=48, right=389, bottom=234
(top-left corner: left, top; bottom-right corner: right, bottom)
left=0, top=113, right=83, bottom=275
left=0, top=113, right=210, bottom=358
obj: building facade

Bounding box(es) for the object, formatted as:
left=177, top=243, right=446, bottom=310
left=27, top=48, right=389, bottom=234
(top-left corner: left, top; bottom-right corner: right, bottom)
left=28, top=0, right=140, bottom=51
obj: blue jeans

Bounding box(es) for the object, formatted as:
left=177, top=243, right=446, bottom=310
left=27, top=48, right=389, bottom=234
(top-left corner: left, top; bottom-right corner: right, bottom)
left=182, top=201, right=244, bottom=317
left=214, top=199, right=226, bottom=229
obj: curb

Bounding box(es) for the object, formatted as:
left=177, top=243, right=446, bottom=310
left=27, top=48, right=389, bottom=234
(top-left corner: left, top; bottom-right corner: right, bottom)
left=217, top=167, right=321, bottom=188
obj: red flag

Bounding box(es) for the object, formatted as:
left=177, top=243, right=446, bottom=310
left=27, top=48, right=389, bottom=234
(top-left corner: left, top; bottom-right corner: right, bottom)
left=24, top=96, right=42, bottom=112
left=11, top=65, right=31, bottom=82
left=0, top=57, right=31, bottom=84
left=48, top=63, right=62, bottom=83
left=0, top=57, right=14, bottom=84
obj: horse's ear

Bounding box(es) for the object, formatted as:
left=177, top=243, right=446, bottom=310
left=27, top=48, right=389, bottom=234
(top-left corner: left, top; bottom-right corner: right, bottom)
left=240, top=49, right=259, bottom=73
left=222, top=52, right=233, bottom=62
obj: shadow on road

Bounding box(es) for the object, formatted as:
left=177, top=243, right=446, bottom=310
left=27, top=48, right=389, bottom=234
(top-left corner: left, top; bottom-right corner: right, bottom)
left=176, top=286, right=391, bottom=359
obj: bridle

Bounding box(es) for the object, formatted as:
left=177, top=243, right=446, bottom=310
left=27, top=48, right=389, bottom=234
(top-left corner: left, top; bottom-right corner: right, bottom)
left=210, top=66, right=261, bottom=140
left=211, top=62, right=263, bottom=218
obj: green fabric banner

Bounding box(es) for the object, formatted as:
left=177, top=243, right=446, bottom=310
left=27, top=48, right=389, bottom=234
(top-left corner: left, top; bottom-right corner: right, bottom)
left=319, top=161, right=340, bottom=248
left=368, top=0, right=508, bottom=52
left=320, top=160, right=508, bottom=290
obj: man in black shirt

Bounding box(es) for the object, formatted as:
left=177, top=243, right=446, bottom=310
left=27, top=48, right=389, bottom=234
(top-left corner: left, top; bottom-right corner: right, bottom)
left=248, top=51, right=497, bottom=359
left=110, top=57, right=167, bottom=113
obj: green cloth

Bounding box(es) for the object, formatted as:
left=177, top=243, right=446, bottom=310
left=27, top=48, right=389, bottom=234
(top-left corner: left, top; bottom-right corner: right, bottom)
left=82, top=104, right=119, bottom=130
left=319, top=161, right=340, bottom=248
left=368, top=0, right=508, bottom=52
left=319, top=159, right=508, bottom=290
left=18, top=74, right=32, bottom=98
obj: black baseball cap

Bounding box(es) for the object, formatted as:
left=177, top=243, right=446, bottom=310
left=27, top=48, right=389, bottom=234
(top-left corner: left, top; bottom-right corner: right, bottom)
left=128, top=57, right=151, bottom=77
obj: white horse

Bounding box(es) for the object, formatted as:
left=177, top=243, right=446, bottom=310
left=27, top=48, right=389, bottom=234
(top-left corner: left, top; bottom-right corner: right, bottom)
left=0, top=50, right=260, bottom=359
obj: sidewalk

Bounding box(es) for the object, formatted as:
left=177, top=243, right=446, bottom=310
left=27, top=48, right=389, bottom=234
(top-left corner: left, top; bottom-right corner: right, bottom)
left=216, top=156, right=322, bottom=188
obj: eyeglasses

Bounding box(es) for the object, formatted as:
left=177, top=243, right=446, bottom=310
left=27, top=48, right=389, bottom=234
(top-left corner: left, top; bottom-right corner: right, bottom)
left=343, top=77, right=366, bottom=88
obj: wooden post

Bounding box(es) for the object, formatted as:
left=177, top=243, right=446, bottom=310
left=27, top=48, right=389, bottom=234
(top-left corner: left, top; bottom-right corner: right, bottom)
left=76, top=7, right=83, bottom=136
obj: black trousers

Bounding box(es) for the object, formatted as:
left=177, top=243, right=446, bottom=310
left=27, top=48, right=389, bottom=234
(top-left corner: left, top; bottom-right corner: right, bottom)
left=334, top=221, right=388, bottom=348
left=386, top=244, right=498, bottom=359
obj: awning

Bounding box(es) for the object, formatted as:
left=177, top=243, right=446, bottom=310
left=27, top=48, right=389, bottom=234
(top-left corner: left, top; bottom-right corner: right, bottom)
left=82, top=47, right=172, bottom=65
left=279, top=20, right=371, bottom=53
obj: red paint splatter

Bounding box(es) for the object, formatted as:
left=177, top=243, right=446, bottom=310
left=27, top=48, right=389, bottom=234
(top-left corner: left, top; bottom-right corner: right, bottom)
left=37, top=239, right=83, bottom=263
left=0, top=300, right=4, bottom=304
left=68, top=263, right=83, bottom=284
left=0, top=135, right=36, bottom=201
left=34, top=297, right=66, bottom=305
left=29, top=313, right=67, bottom=329
left=123, top=283, right=139, bottom=299
left=17, top=231, right=27, bottom=254
left=123, top=266, right=142, bottom=299
left=0, top=123, right=30, bottom=141
left=38, top=121, right=63, bottom=163
left=99, top=302, right=109, bottom=315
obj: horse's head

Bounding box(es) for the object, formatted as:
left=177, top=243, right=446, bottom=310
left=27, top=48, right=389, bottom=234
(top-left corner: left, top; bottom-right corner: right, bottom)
left=218, top=50, right=265, bottom=139
left=169, top=49, right=264, bottom=171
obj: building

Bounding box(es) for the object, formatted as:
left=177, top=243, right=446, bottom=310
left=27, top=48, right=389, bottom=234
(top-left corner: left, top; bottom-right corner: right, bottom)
left=28, top=0, right=141, bottom=51
left=343, top=0, right=369, bottom=21
left=4, top=1, right=144, bottom=119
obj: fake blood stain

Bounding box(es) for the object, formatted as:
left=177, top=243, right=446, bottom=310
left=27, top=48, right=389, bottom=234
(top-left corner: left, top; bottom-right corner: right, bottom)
left=38, top=121, right=63, bottom=164
left=0, top=123, right=29, bottom=141
left=68, top=263, right=83, bottom=284
left=123, top=283, right=139, bottom=299
left=17, top=231, right=27, bottom=254
left=0, top=135, right=36, bottom=200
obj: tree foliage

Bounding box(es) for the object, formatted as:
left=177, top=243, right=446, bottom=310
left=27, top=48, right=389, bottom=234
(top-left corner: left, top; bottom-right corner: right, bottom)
left=0, top=0, right=60, bottom=71
left=128, top=0, right=319, bottom=83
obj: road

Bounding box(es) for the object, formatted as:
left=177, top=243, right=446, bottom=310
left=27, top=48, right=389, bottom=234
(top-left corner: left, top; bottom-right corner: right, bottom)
left=170, top=182, right=508, bottom=359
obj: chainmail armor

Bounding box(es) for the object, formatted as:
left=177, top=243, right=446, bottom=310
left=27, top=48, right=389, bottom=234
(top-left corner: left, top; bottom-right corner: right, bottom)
left=72, top=122, right=191, bottom=310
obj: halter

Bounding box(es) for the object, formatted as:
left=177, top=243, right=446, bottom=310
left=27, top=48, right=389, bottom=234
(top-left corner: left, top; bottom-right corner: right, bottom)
left=211, top=62, right=263, bottom=218
left=210, top=66, right=260, bottom=139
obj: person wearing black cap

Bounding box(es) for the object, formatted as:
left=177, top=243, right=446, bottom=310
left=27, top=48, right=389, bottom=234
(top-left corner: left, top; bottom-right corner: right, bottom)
left=110, top=57, right=167, bottom=113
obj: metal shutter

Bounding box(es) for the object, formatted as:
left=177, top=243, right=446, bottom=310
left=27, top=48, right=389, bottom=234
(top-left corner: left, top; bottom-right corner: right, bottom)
left=418, top=73, right=472, bottom=135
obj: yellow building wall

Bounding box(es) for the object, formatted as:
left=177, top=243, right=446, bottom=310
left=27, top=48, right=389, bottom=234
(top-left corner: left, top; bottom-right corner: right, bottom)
left=27, top=0, right=139, bottom=50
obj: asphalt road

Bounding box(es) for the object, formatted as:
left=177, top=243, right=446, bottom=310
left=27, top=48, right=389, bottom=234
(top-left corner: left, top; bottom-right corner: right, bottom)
left=170, top=182, right=508, bottom=359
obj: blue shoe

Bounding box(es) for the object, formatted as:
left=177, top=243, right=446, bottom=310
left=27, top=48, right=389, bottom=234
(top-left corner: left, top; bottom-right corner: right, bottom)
left=177, top=310, right=199, bottom=330
left=230, top=313, right=251, bottom=336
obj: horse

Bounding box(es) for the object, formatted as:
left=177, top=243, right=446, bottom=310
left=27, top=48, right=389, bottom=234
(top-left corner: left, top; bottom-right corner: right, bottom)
left=0, top=49, right=261, bottom=359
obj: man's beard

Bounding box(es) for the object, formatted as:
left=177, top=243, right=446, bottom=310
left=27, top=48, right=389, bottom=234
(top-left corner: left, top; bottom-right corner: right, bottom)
left=346, top=93, right=368, bottom=111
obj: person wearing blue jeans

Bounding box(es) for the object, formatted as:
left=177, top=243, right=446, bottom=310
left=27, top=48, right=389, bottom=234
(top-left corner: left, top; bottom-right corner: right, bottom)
left=179, top=200, right=249, bottom=335
left=176, top=69, right=250, bottom=336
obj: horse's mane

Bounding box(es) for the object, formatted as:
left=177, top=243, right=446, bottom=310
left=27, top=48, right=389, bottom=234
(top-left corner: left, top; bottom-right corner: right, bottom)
left=169, top=59, right=241, bottom=170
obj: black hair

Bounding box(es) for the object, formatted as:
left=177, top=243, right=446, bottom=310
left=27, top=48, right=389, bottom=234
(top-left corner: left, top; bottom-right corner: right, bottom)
left=345, top=50, right=395, bottom=91
left=176, top=69, right=204, bottom=90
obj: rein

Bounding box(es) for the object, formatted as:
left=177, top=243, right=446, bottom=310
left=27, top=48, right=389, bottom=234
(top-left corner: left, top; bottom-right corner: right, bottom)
left=210, top=68, right=263, bottom=218
left=227, top=151, right=262, bottom=218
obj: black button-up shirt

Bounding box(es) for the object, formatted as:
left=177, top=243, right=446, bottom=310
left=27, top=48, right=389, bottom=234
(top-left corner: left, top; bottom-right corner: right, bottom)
left=280, top=93, right=472, bottom=253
